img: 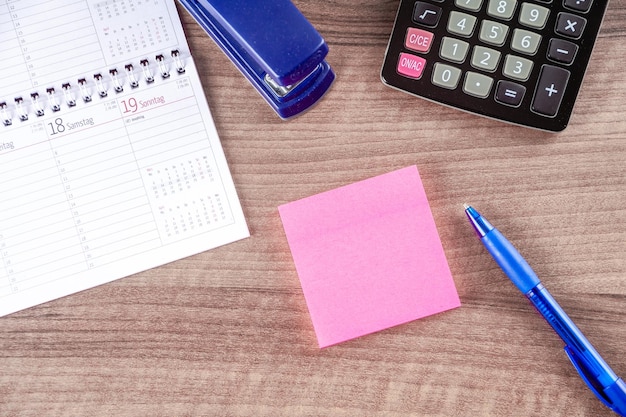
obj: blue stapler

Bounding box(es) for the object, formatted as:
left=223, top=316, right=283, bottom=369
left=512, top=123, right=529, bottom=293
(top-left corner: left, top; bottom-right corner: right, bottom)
left=177, top=0, right=335, bottom=119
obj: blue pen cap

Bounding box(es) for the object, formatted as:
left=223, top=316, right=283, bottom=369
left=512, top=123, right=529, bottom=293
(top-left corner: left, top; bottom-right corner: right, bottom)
left=605, top=378, right=626, bottom=416
left=566, top=344, right=626, bottom=416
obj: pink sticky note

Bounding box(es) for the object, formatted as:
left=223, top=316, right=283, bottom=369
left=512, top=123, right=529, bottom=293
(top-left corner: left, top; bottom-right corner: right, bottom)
left=278, top=166, right=460, bottom=348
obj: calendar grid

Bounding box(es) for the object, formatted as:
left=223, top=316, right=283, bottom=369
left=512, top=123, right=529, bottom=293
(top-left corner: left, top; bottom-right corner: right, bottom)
left=0, top=0, right=248, bottom=317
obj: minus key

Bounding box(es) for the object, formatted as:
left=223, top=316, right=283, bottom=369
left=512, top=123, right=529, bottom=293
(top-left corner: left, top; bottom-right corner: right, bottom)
left=547, top=38, right=579, bottom=65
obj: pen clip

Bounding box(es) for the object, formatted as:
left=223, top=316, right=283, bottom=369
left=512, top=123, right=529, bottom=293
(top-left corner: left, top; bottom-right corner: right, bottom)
left=564, top=345, right=614, bottom=410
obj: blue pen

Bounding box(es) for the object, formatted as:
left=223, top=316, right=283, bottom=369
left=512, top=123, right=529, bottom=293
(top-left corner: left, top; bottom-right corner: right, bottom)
left=464, top=204, right=626, bottom=416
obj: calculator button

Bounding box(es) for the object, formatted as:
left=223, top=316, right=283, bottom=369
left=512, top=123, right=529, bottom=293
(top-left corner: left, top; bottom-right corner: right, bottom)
left=479, top=20, right=509, bottom=46
left=487, top=0, right=517, bottom=20
left=547, top=38, right=578, bottom=64
left=455, top=0, right=484, bottom=11
left=471, top=46, right=502, bottom=72
left=463, top=72, right=494, bottom=98
left=519, top=3, right=550, bottom=29
left=432, top=63, right=462, bottom=89
left=503, top=54, right=534, bottom=80
left=397, top=52, right=427, bottom=79
left=531, top=64, right=570, bottom=116
left=511, top=29, right=542, bottom=55
left=405, top=27, right=435, bottom=53
left=495, top=80, right=526, bottom=106
left=555, top=13, right=587, bottom=39
left=448, top=11, right=478, bottom=37
left=564, top=0, right=593, bottom=13
left=413, top=2, right=443, bottom=27
left=440, top=37, right=470, bottom=63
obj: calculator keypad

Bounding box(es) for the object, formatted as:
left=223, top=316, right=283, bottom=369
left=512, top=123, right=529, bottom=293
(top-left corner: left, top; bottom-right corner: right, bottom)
left=381, top=0, right=608, bottom=131
left=480, top=20, right=509, bottom=46
left=487, top=0, right=516, bottom=20
left=555, top=13, right=587, bottom=38
left=519, top=3, right=550, bottom=28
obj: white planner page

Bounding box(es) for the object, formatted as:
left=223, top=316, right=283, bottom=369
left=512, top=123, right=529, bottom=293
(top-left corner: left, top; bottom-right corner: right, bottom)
left=1, top=0, right=184, bottom=99
left=0, top=0, right=249, bottom=317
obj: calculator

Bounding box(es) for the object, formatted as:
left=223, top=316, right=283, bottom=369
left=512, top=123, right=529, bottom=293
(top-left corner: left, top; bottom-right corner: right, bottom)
left=381, top=0, right=609, bottom=131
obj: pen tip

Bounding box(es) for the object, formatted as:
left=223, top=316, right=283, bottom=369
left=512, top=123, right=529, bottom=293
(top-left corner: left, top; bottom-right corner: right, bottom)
left=463, top=203, right=470, bottom=210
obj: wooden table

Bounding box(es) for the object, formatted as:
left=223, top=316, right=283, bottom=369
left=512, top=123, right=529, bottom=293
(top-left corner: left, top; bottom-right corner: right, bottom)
left=2, top=1, right=625, bottom=415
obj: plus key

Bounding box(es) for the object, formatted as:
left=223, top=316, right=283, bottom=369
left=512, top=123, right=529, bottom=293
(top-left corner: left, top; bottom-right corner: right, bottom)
left=531, top=65, right=571, bottom=117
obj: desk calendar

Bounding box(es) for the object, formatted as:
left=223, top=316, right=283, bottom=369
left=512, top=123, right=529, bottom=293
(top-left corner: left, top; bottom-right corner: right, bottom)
left=0, top=0, right=249, bottom=317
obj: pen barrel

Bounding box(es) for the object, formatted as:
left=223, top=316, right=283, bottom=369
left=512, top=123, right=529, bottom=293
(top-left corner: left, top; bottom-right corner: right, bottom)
left=604, top=378, right=626, bottom=416
left=482, top=228, right=540, bottom=293
left=467, top=207, right=626, bottom=415
left=526, top=284, right=619, bottom=388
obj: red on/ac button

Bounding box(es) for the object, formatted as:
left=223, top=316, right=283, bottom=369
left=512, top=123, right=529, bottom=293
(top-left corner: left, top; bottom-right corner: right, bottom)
left=397, top=53, right=426, bottom=79
left=405, top=28, right=434, bottom=53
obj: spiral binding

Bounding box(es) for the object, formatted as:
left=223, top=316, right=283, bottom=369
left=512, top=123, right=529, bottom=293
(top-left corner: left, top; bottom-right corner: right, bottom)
left=1, top=50, right=186, bottom=127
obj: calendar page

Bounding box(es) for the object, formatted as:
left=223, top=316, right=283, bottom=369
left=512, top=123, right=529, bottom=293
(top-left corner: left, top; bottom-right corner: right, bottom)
left=0, top=0, right=249, bottom=317
left=1, top=0, right=183, bottom=100
left=91, top=0, right=180, bottom=62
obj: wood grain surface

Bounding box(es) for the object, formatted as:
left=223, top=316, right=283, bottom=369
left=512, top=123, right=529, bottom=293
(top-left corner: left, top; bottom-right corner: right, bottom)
left=2, top=1, right=625, bottom=416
